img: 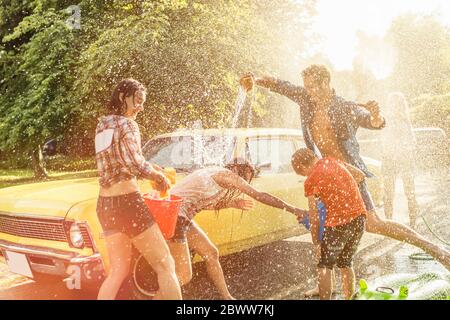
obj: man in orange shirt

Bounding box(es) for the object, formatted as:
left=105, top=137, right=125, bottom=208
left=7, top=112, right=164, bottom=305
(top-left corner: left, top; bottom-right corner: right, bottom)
left=292, top=148, right=367, bottom=300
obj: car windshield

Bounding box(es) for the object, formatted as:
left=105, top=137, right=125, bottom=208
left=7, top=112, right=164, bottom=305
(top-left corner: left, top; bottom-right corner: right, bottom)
left=143, top=135, right=237, bottom=172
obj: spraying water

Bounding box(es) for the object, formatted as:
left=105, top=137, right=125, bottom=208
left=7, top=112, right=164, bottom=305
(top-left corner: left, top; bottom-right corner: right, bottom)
left=246, top=87, right=255, bottom=128
left=190, top=83, right=256, bottom=168
left=231, top=85, right=256, bottom=129
left=231, top=86, right=247, bottom=128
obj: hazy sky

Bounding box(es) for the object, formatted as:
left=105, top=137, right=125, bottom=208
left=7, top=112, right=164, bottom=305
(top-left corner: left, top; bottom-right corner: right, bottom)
left=310, top=0, right=450, bottom=71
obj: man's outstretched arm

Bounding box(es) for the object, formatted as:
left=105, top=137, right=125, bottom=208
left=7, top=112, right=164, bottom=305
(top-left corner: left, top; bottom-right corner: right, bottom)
left=241, top=73, right=308, bottom=105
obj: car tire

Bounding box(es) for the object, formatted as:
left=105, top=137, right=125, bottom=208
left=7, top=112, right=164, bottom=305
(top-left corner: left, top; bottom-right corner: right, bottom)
left=116, top=247, right=195, bottom=300
left=116, top=249, right=159, bottom=300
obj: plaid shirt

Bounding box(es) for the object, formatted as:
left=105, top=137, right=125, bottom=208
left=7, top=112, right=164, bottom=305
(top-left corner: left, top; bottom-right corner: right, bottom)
left=95, top=115, right=154, bottom=188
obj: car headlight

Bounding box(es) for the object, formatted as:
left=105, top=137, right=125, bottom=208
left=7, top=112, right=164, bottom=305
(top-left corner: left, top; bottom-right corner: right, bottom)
left=69, top=224, right=85, bottom=248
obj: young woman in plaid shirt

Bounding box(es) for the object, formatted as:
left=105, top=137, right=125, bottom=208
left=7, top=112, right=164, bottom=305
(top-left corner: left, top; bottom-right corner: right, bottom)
left=95, top=79, right=181, bottom=300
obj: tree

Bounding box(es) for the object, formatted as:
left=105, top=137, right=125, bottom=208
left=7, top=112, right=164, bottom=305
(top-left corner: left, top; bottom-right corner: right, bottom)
left=1, top=0, right=316, bottom=176
left=0, top=0, right=137, bottom=176
left=74, top=0, right=315, bottom=145
left=0, top=3, right=77, bottom=178
left=385, top=14, right=450, bottom=98
left=411, top=94, right=450, bottom=133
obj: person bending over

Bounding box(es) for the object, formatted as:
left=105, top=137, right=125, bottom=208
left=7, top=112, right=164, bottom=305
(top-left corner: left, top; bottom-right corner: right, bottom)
left=168, top=158, right=306, bottom=299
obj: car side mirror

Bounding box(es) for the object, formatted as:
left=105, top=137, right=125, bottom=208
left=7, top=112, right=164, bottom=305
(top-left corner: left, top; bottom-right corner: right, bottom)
left=255, top=161, right=271, bottom=177
left=42, top=139, right=57, bottom=157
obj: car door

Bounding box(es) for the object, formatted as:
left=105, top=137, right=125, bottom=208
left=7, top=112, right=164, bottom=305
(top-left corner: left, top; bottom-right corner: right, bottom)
left=230, top=135, right=308, bottom=245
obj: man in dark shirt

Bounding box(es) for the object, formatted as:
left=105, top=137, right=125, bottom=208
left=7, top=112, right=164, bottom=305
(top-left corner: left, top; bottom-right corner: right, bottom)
left=240, top=65, right=450, bottom=285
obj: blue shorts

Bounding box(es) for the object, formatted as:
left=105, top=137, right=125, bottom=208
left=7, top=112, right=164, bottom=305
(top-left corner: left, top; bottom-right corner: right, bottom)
left=358, top=180, right=375, bottom=212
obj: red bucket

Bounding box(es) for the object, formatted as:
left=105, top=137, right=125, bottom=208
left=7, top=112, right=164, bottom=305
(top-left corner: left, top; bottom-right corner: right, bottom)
left=143, top=194, right=183, bottom=240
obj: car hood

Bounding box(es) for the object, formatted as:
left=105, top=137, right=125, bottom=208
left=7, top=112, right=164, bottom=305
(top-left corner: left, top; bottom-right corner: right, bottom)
left=0, top=178, right=99, bottom=218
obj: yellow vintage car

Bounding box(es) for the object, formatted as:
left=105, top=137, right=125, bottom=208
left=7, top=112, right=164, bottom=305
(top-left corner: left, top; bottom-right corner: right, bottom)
left=0, top=128, right=382, bottom=298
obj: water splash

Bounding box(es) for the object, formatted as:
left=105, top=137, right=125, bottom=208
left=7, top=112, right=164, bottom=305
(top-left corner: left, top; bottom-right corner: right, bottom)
left=189, top=85, right=255, bottom=168
left=247, top=87, right=255, bottom=128
left=190, top=120, right=235, bottom=168
left=231, top=87, right=247, bottom=128
left=231, top=86, right=256, bottom=129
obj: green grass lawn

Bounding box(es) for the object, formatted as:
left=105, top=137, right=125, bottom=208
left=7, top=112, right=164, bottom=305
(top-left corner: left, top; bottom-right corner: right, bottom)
left=0, top=169, right=98, bottom=189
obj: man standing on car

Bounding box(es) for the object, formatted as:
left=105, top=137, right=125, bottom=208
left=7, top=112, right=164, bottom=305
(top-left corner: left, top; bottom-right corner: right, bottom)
left=239, top=65, right=450, bottom=288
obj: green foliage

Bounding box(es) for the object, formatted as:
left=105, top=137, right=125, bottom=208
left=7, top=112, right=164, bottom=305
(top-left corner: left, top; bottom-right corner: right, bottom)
left=73, top=0, right=314, bottom=145
left=386, top=14, right=450, bottom=98
left=0, top=2, right=79, bottom=157
left=0, top=0, right=315, bottom=166
left=411, top=94, right=450, bottom=133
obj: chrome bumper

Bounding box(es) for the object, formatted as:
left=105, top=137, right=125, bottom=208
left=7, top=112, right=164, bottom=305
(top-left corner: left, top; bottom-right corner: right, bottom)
left=0, top=239, right=105, bottom=281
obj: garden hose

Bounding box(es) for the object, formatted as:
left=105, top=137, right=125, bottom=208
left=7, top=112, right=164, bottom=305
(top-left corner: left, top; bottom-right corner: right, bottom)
left=409, top=215, right=450, bottom=261
left=420, top=214, right=450, bottom=247
left=409, top=252, right=435, bottom=261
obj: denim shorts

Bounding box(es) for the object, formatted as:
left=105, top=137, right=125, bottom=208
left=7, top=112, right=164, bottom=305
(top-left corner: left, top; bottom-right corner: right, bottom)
left=96, top=192, right=155, bottom=239
left=171, top=215, right=193, bottom=243
left=318, top=215, right=366, bottom=269
left=169, top=202, right=197, bottom=242
left=358, top=180, right=375, bottom=212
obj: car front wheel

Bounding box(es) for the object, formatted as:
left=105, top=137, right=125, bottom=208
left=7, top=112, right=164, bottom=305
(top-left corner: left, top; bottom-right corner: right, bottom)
left=116, top=249, right=159, bottom=300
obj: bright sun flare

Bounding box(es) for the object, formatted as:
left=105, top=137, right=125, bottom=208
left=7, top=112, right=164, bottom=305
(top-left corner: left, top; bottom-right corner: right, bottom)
left=309, top=0, right=450, bottom=78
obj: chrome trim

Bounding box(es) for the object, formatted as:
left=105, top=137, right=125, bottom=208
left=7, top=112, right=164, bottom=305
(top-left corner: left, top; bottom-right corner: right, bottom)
left=79, top=222, right=99, bottom=253
left=0, top=214, right=68, bottom=242
left=0, top=239, right=101, bottom=264
left=0, top=214, right=98, bottom=251
left=29, top=258, right=66, bottom=276
left=0, top=211, right=65, bottom=222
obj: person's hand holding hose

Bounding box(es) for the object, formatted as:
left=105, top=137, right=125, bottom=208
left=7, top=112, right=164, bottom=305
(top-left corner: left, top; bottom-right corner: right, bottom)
left=240, top=73, right=255, bottom=92
left=294, top=208, right=308, bottom=222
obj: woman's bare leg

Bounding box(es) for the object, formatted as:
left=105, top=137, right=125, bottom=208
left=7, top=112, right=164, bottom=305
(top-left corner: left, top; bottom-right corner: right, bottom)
left=167, top=240, right=193, bottom=286
left=187, top=222, right=235, bottom=300
left=365, top=209, right=450, bottom=270
left=132, top=224, right=182, bottom=300
left=98, top=232, right=132, bottom=300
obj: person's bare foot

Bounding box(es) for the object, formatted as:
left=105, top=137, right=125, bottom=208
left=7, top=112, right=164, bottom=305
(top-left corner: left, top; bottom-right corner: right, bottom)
left=303, top=286, right=320, bottom=297
left=304, top=285, right=337, bottom=297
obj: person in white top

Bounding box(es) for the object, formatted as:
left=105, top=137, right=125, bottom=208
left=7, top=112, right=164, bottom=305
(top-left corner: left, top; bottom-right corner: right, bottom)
left=381, top=92, right=418, bottom=225
left=169, top=158, right=306, bottom=300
